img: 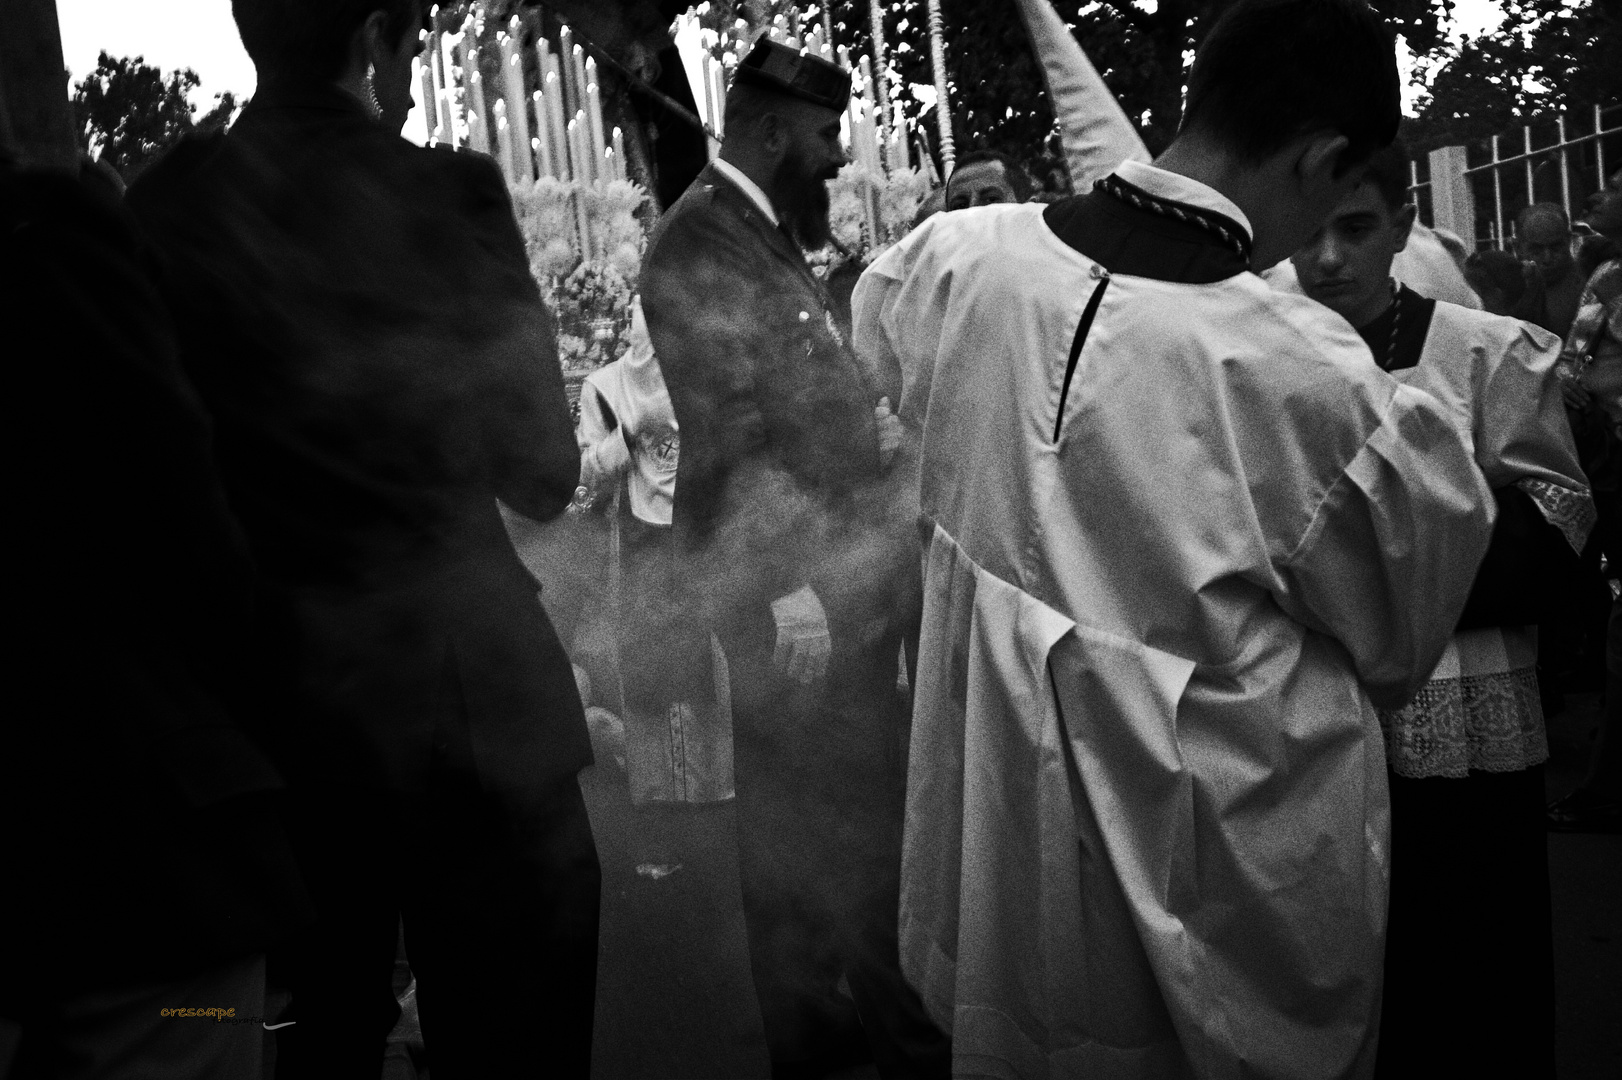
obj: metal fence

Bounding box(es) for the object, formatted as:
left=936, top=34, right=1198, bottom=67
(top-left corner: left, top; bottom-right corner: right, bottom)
left=1410, top=103, right=1620, bottom=250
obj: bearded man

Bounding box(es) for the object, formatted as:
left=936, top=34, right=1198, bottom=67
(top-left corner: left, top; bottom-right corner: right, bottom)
left=640, top=37, right=946, bottom=1080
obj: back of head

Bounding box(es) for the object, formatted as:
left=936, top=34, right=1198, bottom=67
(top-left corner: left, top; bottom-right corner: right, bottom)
left=1464, top=249, right=1528, bottom=308
left=1182, top=0, right=1399, bottom=172
left=233, top=0, right=421, bottom=84
left=1516, top=201, right=1569, bottom=237
left=947, top=150, right=1033, bottom=202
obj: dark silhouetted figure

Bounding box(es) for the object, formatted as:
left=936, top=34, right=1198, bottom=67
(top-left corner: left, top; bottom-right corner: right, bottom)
left=125, top=2, right=598, bottom=1075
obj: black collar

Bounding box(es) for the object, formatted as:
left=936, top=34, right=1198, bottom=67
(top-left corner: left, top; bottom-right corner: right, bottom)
left=1042, top=173, right=1252, bottom=284
left=1355, top=283, right=1437, bottom=372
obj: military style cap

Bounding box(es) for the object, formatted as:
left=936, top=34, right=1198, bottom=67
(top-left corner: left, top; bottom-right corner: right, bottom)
left=731, top=38, right=851, bottom=112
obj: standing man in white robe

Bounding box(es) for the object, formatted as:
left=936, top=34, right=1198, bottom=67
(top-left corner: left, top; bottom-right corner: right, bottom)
left=852, top=1, right=1494, bottom=1077
left=1291, top=139, right=1592, bottom=1080
left=1011, top=0, right=1482, bottom=308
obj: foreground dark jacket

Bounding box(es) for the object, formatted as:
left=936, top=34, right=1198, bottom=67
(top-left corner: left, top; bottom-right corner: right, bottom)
left=127, top=84, right=590, bottom=797
left=640, top=163, right=890, bottom=636
left=1, top=164, right=309, bottom=997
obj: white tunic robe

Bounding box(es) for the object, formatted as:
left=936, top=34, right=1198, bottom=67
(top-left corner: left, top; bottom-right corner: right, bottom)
left=1378, top=302, right=1592, bottom=778
left=853, top=189, right=1494, bottom=1079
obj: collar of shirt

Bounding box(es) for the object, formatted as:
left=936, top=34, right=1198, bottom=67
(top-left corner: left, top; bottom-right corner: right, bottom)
left=1115, top=159, right=1253, bottom=246
left=713, top=158, right=780, bottom=227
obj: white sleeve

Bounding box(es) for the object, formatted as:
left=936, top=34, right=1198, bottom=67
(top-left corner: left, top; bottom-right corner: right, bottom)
left=1274, top=382, right=1494, bottom=708
left=577, top=381, right=630, bottom=496
left=1012, top=0, right=1151, bottom=188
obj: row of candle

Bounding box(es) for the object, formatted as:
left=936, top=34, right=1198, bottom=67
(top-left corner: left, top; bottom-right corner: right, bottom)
left=418, top=15, right=629, bottom=191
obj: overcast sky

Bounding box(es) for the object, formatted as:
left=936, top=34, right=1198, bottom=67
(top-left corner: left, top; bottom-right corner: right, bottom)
left=55, top=0, right=1511, bottom=121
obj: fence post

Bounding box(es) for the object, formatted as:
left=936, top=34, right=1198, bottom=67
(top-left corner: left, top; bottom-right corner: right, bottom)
left=1428, top=145, right=1475, bottom=246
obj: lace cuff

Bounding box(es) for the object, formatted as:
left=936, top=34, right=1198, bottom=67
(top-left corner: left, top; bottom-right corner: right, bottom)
left=1516, top=477, right=1596, bottom=554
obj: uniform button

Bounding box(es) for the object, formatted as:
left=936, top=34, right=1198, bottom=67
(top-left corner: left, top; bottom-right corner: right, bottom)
left=799, top=311, right=810, bottom=321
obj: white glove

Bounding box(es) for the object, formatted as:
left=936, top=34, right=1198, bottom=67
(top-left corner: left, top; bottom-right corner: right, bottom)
left=771, top=584, right=831, bottom=685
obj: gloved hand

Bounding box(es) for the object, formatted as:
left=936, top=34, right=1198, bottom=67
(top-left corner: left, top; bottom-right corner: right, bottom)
left=771, top=584, right=831, bottom=685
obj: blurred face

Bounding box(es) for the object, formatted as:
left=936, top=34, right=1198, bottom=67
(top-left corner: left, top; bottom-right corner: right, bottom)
left=1519, top=214, right=1574, bottom=281
left=945, top=160, right=1018, bottom=211
left=1292, top=180, right=1415, bottom=329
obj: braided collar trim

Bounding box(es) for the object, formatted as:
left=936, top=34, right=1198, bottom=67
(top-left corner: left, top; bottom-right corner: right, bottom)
left=1094, top=172, right=1253, bottom=265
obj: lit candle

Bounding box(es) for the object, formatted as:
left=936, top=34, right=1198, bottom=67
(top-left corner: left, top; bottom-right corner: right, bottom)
left=559, top=25, right=577, bottom=116
left=532, top=92, right=553, bottom=177
left=571, top=46, right=592, bottom=174
left=493, top=98, right=514, bottom=184
left=418, top=57, right=439, bottom=145
left=700, top=53, right=716, bottom=132
left=585, top=57, right=608, bottom=184
left=569, top=117, right=593, bottom=259
left=710, top=61, right=726, bottom=140
left=612, top=126, right=626, bottom=182
left=543, top=68, right=569, bottom=180
left=537, top=41, right=568, bottom=180
left=574, top=108, right=592, bottom=184
left=500, top=25, right=532, bottom=182
left=438, top=31, right=462, bottom=149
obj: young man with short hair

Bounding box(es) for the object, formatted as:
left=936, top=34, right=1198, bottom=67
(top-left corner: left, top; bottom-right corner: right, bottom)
left=854, top=0, right=1494, bottom=1075
left=1293, top=139, right=1591, bottom=1080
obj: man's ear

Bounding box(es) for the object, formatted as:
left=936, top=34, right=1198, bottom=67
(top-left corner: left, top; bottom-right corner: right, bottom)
left=1392, top=202, right=1418, bottom=253
left=758, top=110, right=788, bottom=156
left=1296, top=131, right=1352, bottom=190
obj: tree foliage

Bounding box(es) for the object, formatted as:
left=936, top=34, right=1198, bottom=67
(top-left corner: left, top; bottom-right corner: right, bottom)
left=72, top=52, right=237, bottom=181
left=1406, top=0, right=1622, bottom=153
left=795, top=0, right=1463, bottom=192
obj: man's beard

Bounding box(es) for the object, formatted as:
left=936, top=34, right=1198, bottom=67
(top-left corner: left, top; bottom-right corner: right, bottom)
left=775, top=149, right=834, bottom=251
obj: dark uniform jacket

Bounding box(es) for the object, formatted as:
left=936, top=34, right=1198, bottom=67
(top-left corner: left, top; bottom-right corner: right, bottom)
left=640, top=163, right=890, bottom=640
left=2, top=165, right=309, bottom=996
left=126, top=83, right=590, bottom=800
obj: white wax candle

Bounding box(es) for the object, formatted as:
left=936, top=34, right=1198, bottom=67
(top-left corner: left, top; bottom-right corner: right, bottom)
left=569, top=118, right=593, bottom=259
left=437, top=31, right=461, bottom=148
left=500, top=28, right=532, bottom=182
left=544, top=66, right=569, bottom=181
left=493, top=98, right=514, bottom=184
left=532, top=92, right=553, bottom=177
left=612, top=126, right=626, bottom=182
left=585, top=58, right=608, bottom=184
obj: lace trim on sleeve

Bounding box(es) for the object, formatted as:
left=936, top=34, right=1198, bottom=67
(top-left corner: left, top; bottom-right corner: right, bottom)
left=1378, top=666, right=1548, bottom=779
left=1516, top=477, right=1596, bottom=554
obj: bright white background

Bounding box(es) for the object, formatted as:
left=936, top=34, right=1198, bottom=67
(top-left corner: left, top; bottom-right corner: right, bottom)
left=54, top=0, right=1512, bottom=122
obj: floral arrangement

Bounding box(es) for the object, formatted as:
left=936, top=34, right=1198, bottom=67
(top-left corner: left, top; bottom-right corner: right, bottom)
left=510, top=176, right=581, bottom=283
left=510, top=176, right=650, bottom=375
left=581, top=179, right=648, bottom=284
left=553, top=262, right=634, bottom=372
left=821, top=162, right=931, bottom=273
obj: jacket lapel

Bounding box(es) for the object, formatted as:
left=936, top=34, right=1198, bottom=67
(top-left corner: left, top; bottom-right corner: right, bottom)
left=700, top=164, right=829, bottom=302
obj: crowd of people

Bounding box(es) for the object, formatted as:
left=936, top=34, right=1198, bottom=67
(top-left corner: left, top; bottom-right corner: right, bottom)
left=4, top=0, right=1621, bottom=1078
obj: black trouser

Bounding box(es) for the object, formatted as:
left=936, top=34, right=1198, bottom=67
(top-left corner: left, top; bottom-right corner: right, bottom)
left=271, top=771, right=600, bottom=1079
left=722, top=621, right=950, bottom=1080
left=1375, top=766, right=1555, bottom=1080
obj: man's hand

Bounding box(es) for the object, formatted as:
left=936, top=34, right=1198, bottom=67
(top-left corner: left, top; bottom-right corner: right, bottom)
left=771, top=584, right=831, bottom=685
left=876, top=397, right=903, bottom=468
left=1563, top=374, right=1594, bottom=410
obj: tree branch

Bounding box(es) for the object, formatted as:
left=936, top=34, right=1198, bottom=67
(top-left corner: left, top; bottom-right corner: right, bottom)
left=1094, top=0, right=1156, bottom=34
